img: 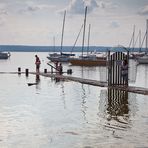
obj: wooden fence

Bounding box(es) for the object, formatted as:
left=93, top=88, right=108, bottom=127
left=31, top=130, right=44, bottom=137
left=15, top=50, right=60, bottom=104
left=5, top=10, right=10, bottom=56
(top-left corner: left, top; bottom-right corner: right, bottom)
left=108, top=51, right=129, bottom=86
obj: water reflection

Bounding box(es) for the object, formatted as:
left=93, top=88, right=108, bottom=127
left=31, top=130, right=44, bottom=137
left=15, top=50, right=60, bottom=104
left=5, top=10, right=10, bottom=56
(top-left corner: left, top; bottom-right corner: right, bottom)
left=35, top=74, right=41, bottom=90
left=128, top=59, right=137, bottom=83
left=60, top=83, right=66, bottom=109
left=144, top=65, right=148, bottom=87
left=51, top=77, right=66, bottom=109
left=81, top=84, right=87, bottom=121
left=107, top=88, right=129, bottom=122
left=80, top=67, right=88, bottom=121
left=36, top=74, right=40, bottom=83
left=99, top=88, right=137, bottom=131
left=99, top=66, right=107, bottom=82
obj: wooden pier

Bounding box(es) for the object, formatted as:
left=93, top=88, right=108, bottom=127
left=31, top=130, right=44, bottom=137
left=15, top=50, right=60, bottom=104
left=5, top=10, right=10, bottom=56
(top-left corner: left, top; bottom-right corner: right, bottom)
left=1, top=71, right=148, bottom=95
left=30, top=72, right=148, bottom=95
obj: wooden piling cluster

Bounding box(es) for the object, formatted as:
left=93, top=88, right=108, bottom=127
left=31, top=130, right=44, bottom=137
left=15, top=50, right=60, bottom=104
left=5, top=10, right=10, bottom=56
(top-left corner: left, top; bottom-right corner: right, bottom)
left=18, top=67, right=30, bottom=76
left=17, top=65, right=72, bottom=76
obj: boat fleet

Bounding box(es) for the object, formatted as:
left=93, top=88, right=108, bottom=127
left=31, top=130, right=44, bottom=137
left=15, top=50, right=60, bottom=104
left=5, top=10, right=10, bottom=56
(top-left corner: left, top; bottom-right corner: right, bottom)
left=47, top=7, right=107, bottom=66
left=47, top=6, right=148, bottom=67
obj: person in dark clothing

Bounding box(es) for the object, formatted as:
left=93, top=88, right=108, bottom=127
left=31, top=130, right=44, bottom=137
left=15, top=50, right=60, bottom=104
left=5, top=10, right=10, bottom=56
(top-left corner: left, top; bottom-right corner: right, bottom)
left=58, top=63, right=63, bottom=75
left=121, top=59, right=128, bottom=84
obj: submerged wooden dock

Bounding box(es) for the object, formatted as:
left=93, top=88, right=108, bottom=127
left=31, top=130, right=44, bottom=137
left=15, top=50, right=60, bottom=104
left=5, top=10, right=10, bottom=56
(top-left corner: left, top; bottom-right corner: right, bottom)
left=1, top=71, right=148, bottom=95
left=30, top=72, right=148, bottom=95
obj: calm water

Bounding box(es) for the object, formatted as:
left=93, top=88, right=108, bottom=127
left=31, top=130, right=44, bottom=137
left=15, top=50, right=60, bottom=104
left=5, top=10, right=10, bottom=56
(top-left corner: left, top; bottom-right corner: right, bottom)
left=0, top=52, right=148, bottom=148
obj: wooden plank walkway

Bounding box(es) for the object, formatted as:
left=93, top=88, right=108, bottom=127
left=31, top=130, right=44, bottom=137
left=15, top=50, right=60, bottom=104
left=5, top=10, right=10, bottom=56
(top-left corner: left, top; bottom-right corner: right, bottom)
left=1, top=71, right=148, bottom=95
left=30, top=72, right=148, bottom=95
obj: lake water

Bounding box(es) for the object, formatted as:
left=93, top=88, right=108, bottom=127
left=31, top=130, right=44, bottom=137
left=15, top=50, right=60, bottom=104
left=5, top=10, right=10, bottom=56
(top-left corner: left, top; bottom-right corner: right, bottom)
left=0, top=52, right=148, bottom=148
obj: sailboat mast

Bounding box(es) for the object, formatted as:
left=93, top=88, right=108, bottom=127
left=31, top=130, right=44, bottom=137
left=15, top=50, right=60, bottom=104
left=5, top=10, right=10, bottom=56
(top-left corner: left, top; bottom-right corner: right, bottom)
left=132, top=25, right=135, bottom=52
left=87, top=24, right=91, bottom=55
left=53, top=36, right=55, bottom=52
left=61, top=10, right=66, bottom=54
left=146, top=19, right=148, bottom=53
left=82, top=6, right=87, bottom=57
left=128, top=25, right=135, bottom=51
left=71, top=24, right=83, bottom=53
left=139, top=30, right=141, bottom=52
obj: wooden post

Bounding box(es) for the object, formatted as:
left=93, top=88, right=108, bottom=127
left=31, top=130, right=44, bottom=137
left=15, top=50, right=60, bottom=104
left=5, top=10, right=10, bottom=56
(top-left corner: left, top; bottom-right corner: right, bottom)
left=25, top=69, right=29, bottom=76
left=18, top=67, right=21, bottom=74
left=51, top=67, right=53, bottom=73
left=108, top=51, right=111, bottom=85
left=67, top=69, right=72, bottom=74
left=44, top=69, right=47, bottom=73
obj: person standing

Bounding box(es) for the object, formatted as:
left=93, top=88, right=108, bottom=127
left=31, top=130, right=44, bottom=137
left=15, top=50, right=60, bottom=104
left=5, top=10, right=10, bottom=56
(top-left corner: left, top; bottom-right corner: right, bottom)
left=58, top=63, right=63, bottom=75
left=35, top=55, right=41, bottom=73
left=54, top=61, right=59, bottom=71
left=121, top=59, right=128, bottom=85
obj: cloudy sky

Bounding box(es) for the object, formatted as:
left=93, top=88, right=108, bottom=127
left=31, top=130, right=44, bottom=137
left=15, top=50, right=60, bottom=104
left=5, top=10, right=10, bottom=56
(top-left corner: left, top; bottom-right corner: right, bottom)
left=0, top=0, right=148, bottom=47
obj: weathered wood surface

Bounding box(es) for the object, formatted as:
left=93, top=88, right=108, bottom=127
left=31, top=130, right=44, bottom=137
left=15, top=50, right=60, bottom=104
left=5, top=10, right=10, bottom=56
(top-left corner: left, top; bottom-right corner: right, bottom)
left=1, top=71, right=148, bottom=95
left=30, top=72, right=148, bottom=95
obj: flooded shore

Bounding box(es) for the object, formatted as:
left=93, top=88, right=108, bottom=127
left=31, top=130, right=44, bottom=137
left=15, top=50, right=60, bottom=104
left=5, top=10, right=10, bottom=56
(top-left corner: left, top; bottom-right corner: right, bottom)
left=0, top=52, right=148, bottom=147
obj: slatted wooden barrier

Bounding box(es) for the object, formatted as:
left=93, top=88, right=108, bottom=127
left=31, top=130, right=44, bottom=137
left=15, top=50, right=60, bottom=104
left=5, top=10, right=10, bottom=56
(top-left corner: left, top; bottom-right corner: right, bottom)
left=108, top=51, right=129, bottom=86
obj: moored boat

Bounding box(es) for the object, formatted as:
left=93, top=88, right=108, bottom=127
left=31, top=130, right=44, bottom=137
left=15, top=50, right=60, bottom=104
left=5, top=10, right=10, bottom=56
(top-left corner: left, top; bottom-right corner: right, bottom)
left=47, top=52, right=75, bottom=62
left=47, top=10, right=75, bottom=63
left=137, top=19, right=148, bottom=64
left=69, top=7, right=107, bottom=66
left=0, top=52, right=11, bottom=59
left=69, top=54, right=106, bottom=66
left=137, top=54, right=148, bottom=64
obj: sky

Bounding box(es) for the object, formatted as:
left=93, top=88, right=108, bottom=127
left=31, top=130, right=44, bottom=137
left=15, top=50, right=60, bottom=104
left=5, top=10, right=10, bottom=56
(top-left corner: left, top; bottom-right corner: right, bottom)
left=0, top=0, right=148, bottom=47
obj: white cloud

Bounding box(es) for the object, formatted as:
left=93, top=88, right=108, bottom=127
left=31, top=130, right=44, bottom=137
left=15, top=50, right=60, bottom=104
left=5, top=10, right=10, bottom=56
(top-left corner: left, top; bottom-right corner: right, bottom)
left=0, top=0, right=147, bottom=46
left=0, top=9, right=7, bottom=15
left=0, top=2, right=7, bottom=15
left=18, top=2, right=55, bottom=14
left=138, top=5, right=148, bottom=15
left=65, top=0, right=99, bottom=15
left=0, top=3, right=8, bottom=26
left=110, top=21, right=120, bottom=28
left=66, top=0, right=85, bottom=14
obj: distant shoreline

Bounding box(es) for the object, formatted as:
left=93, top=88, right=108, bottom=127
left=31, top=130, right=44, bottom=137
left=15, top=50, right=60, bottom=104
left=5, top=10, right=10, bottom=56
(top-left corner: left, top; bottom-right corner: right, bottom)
left=0, top=45, right=145, bottom=52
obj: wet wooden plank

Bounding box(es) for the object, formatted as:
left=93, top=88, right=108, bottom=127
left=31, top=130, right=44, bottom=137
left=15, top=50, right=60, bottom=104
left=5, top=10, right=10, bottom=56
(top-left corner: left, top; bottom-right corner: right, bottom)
left=1, top=71, right=148, bottom=95
left=30, top=72, right=148, bottom=96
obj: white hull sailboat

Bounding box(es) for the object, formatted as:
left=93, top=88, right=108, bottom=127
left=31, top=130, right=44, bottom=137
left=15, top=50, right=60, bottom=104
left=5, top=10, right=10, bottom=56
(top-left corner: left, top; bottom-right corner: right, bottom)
left=137, top=19, right=148, bottom=64
left=47, top=11, right=75, bottom=63
left=137, top=54, right=148, bottom=64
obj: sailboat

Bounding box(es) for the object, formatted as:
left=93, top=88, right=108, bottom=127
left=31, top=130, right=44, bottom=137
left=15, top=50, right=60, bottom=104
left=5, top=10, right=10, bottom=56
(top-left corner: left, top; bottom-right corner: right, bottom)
left=137, top=19, right=148, bottom=64
left=47, top=11, right=75, bottom=62
left=69, top=6, right=106, bottom=66
left=129, top=26, right=145, bottom=59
